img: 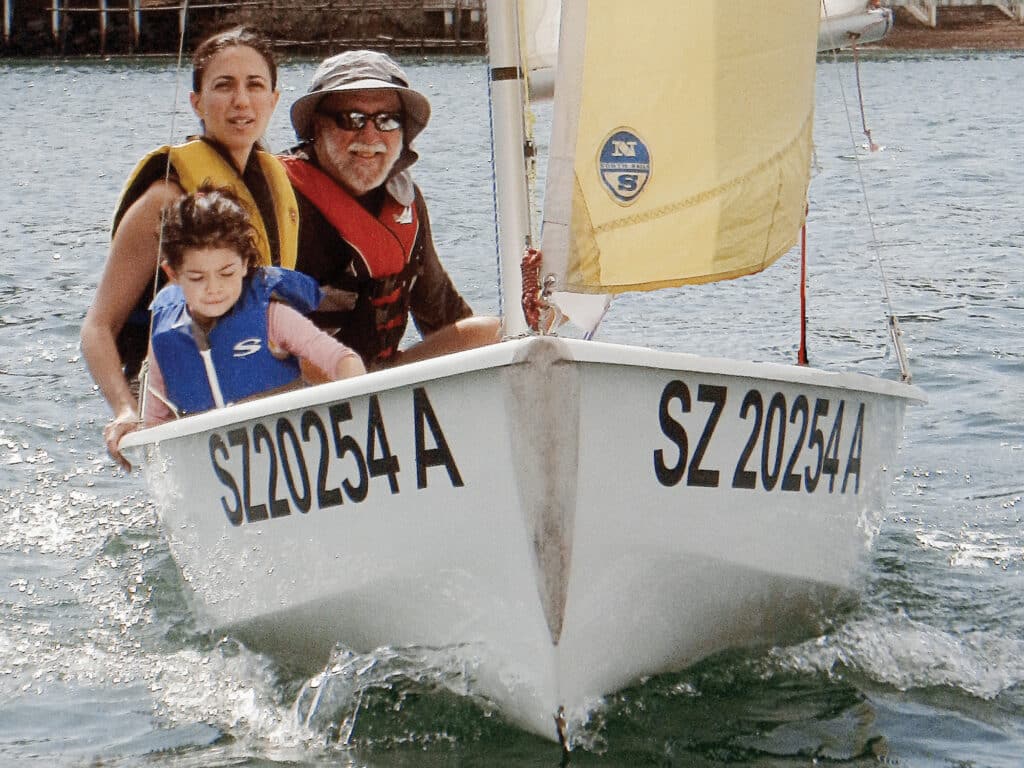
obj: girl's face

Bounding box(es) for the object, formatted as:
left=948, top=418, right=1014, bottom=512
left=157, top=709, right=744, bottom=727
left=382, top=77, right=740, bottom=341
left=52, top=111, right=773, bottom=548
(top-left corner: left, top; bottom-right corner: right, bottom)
left=189, top=45, right=279, bottom=169
left=166, top=247, right=246, bottom=326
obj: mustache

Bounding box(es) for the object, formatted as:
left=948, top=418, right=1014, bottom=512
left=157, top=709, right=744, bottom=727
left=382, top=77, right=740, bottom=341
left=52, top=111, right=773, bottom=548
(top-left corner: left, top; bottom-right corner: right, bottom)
left=348, top=141, right=388, bottom=154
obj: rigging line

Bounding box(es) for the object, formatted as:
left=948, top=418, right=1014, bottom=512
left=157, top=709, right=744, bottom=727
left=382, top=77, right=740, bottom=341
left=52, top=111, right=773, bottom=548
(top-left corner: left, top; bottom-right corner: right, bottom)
left=137, top=0, right=191, bottom=420
left=851, top=40, right=880, bottom=152
left=824, top=39, right=913, bottom=383
left=517, top=4, right=539, bottom=249
left=799, top=222, right=809, bottom=366
left=482, top=0, right=505, bottom=321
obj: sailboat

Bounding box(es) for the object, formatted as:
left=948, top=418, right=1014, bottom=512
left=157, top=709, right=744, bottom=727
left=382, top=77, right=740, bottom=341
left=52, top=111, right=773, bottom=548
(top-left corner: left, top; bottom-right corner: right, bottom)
left=819, top=0, right=895, bottom=51
left=120, top=0, right=923, bottom=745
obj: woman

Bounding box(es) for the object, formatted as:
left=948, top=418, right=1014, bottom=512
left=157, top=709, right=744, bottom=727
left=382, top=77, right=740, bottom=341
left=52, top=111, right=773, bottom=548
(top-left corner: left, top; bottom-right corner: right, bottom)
left=81, top=26, right=299, bottom=470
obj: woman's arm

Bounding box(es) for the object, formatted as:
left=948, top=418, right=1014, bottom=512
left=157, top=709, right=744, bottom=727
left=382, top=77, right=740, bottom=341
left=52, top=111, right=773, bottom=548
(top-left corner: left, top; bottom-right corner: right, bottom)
left=81, top=179, right=183, bottom=468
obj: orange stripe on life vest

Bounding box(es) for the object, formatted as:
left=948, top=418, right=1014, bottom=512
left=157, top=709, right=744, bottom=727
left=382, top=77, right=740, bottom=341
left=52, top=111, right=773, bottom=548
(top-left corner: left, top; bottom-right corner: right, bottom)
left=371, top=287, right=403, bottom=307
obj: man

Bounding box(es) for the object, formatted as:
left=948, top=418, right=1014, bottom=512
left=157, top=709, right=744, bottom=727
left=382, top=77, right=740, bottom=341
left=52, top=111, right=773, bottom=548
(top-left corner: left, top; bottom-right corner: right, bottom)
left=282, top=50, right=500, bottom=371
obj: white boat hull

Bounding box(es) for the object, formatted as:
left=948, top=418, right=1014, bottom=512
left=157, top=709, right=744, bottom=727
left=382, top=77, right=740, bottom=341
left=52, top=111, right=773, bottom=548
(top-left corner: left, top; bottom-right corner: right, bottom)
left=819, top=0, right=894, bottom=51
left=123, top=337, right=922, bottom=740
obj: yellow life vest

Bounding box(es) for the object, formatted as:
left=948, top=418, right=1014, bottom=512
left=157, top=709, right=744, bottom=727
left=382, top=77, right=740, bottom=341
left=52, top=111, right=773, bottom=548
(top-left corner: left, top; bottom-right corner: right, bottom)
left=116, top=139, right=299, bottom=269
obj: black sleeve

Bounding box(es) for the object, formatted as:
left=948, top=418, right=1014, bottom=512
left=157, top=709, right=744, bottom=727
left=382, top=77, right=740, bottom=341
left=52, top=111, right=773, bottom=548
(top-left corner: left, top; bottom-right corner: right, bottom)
left=407, top=189, right=474, bottom=337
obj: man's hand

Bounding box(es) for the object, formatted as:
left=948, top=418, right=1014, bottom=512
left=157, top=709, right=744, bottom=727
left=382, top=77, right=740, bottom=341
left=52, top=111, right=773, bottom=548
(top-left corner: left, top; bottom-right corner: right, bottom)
left=318, top=286, right=359, bottom=312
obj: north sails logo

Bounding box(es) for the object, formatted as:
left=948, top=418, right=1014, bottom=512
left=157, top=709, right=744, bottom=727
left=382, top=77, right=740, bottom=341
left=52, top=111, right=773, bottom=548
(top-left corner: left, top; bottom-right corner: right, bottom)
left=233, top=338, right=263, bottom=357
left=598, top=128, right=651, bottom=205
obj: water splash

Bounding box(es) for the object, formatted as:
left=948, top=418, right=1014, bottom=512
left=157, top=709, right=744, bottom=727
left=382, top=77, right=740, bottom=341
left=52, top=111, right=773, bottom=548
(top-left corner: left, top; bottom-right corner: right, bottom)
left=776, top=614, right=1024, bottom=701
left=292, top=643, right=506, bottom=748
left=916, top=527, right=1024, bottom=571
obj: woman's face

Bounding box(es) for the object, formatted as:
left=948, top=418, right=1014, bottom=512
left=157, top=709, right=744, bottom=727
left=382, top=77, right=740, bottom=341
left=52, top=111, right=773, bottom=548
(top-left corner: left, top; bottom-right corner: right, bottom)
left=189, top=45, right=279, bottom=168
left=167, top=246, right=246, bottom=326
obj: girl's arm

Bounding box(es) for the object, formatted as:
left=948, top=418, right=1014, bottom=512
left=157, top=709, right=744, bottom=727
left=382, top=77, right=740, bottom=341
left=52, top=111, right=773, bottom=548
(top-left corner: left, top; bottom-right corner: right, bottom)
left=142, top=352, right=176, bottom=427
left=268, top=302, right=367, bottom=380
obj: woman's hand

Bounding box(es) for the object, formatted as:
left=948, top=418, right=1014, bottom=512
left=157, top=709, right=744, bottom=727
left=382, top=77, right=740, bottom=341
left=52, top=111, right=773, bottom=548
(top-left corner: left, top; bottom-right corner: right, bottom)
left=104, top=409, right=140, bottom=472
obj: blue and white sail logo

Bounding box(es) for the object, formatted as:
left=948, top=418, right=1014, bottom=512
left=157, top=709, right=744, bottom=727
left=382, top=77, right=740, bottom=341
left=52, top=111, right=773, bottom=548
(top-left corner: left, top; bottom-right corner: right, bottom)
left=598, top=128, right=651, bottom=205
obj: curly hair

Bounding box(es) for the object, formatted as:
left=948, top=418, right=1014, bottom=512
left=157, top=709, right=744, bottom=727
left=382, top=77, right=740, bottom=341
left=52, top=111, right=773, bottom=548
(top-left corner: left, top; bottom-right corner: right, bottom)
left=192, top=26, right=278, bottom=92
left=160, top=184, right=261, bottom=274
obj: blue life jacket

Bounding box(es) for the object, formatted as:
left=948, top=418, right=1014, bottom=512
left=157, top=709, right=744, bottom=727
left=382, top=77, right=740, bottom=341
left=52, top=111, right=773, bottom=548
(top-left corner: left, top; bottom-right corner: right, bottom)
left=150, top=267, right=322, bottom=415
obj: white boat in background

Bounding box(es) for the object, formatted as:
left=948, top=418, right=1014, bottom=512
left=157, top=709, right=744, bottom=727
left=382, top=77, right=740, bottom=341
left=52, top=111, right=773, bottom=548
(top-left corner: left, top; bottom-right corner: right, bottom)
left=819, top=0, right=895, bottom=51
left=121, top=0, right=923, bottom=747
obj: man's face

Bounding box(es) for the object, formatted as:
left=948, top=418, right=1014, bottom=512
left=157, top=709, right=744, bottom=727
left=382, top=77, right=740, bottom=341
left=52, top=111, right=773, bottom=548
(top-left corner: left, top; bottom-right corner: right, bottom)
left=312, top=89, right=404, bottom=197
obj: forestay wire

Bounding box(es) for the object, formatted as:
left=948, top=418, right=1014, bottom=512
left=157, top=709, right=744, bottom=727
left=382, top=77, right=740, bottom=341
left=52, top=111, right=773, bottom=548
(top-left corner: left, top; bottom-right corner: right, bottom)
left=137, top=0, right=192, bottom=420
left=822, top=32, right=914, bottom=384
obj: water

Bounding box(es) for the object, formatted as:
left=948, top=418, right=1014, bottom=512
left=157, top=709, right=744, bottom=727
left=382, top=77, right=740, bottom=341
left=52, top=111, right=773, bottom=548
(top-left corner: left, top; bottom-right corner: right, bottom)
left=1, top=50, right=1022, bottom=766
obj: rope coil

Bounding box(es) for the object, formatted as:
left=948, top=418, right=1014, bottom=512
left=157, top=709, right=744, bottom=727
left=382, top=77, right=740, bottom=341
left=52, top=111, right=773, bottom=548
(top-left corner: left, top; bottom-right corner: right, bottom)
left=520, top=247, right=560, bottom=334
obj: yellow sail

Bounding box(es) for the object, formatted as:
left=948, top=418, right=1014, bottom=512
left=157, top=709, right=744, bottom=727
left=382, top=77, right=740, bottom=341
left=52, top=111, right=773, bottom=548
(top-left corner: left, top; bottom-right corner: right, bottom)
left=541, top=0, right=819, bottom=294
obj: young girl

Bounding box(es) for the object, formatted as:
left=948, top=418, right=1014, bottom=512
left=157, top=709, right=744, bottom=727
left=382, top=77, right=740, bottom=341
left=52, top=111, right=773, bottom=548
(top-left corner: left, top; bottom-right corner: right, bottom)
left=144, top=185, right=365, bottom=426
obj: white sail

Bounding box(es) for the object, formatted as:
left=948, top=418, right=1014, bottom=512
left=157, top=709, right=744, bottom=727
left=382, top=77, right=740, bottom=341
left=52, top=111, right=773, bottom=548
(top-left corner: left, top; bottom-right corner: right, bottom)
left=517, top=0, right=613, bottom=335
left=489, top=0, right=612, bottom=337
left=522, top=0, right=560, bottom=98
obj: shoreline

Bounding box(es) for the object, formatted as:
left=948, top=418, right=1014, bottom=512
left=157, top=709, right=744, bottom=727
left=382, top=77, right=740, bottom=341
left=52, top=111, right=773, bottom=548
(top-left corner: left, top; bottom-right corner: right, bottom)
left=874, top=6, right=1024, bottom=51
left=3, top=6, right=1024, bottom=58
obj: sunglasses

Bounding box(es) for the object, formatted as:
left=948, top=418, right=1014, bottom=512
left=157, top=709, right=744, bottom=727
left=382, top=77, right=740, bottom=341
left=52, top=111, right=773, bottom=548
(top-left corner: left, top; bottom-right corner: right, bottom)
left=320, top=110, right=403, bottom=133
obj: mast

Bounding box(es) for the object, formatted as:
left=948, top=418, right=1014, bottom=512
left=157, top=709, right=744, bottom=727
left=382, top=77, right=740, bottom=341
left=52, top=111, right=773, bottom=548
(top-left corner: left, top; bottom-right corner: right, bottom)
left=486, top=0, right=533, bottom=337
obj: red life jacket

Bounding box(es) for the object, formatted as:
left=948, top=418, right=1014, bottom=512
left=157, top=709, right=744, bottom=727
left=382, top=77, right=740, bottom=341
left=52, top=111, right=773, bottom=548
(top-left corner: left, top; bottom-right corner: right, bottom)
left=281, top=156, right=419, bottom=277
left=282, top=156, right=422, bottom=363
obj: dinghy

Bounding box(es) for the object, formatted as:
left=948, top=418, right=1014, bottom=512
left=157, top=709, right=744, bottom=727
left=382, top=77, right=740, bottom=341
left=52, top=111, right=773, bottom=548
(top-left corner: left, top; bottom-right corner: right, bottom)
left=121, top=0, right=923, bottom=745
left=819, top=0, right=895, bottom=51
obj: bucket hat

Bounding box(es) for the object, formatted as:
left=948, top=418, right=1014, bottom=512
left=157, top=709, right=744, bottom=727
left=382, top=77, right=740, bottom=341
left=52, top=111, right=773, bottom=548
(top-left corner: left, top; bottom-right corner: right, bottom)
left=290, top=50, right=431, bottom=146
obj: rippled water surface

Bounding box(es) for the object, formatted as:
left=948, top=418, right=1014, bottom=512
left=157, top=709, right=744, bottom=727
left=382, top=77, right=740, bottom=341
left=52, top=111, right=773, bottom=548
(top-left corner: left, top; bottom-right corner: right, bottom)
left=1, top=50, right=1022, bottom=766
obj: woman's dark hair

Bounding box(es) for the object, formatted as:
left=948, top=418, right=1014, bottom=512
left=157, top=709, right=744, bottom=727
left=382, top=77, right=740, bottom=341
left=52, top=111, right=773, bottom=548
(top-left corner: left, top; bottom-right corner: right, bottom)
left=192, top=26, right=278, bottom=91
left=160, top=184, right=261, bottom=274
